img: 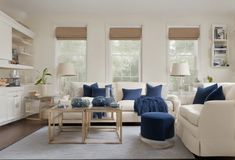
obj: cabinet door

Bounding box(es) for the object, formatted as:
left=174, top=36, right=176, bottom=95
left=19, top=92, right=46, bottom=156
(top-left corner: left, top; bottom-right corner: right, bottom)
left=0, top=20, right=12, bottom=60
left=7, top=94, right=22, bottom=120
left=14, top=95, right=23, bottom=117
left=0, top=96, right=10, bottom=124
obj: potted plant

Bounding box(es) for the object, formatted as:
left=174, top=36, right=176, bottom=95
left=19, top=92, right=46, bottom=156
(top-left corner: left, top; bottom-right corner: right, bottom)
left=207, top=76, right=213, bottom=83
left=35, top=68, right=52, bottom=96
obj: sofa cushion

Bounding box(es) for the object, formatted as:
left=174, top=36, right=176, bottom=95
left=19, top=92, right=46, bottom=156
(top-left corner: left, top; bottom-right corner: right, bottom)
left=205, top=86, right=225, bottom=102
left=83, top=83, right=98, bottom=97
left=91, top=84, right=114, bottom=98
left=118, top=100, right=135, bottom=111
left=180, top=104, right=203, bottom=126
left=115, top=82, right=146, bottom=101
left=193, top=84, right=218, bottom=104
left=146, top=82, right=168, bottom=99
left=70, top=82, right=114, bottom=98
left=122, top=88, right=142, bottom=100
left=146, top=84, right=162, bottom=97
left=92, top=87, right=105, bottom=97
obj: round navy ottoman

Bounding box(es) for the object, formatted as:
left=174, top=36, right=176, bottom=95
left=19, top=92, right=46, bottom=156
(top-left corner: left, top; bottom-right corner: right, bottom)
left=140, top=112, right=175, bottom=149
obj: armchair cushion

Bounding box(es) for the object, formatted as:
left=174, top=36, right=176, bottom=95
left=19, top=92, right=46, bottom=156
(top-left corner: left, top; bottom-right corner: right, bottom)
left=180, top=104, right=203, bottom=126
left=205, top=86, right=225, bottom=102
left=118, top=100, right=134, bottom=111
left=193, top=83, right=218, bottom=104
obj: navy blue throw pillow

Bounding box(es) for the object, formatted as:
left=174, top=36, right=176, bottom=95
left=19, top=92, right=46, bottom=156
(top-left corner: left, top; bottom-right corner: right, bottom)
left=92, top=87, right=106, bottom=97
left=83, top=83, right=98, bottom=97
left=122, top=88, right=142, bottom=100
left=193, top=84, right=218, bottom=104
left=91, top=84, right=113, bottom=97
left=146, top=84, right=162, bottom=97
left=205, top=86, right=225, bottom=102
left=105, top=84, right=114, bottom=97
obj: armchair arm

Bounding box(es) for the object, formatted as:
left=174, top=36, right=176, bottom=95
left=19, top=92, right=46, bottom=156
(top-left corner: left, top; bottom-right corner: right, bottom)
left=199, top=100, right=235, bottom=155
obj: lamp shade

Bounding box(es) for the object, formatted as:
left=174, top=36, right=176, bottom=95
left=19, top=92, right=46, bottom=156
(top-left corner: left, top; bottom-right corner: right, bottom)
left=57, top=63, right=76, bottom=76
left=170, top=62, right=190, bottom=76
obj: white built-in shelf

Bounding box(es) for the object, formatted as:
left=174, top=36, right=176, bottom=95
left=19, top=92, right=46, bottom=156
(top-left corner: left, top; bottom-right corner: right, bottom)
left=0, top=63, right=34, bottom=70
left=0, top=11, right=34, bottom=39
left=12, top=34, right=33, bottom=46
left=213, top=39, right=227, bottom=42
left=211, top=24, right=229, bottom=68
left=18, top=52, right=32, bottom=57
left=213, top=48, right=227, bottom=51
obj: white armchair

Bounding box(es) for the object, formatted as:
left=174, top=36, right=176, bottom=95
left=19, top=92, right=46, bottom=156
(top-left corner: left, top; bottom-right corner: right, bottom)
left=177, top=83, right=235, bottom=156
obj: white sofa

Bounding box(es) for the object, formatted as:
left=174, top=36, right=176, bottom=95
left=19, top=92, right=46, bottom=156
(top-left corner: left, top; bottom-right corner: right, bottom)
left=177, top=83, right=235, bottom=157
left=69, top=82, right=180, bottom=122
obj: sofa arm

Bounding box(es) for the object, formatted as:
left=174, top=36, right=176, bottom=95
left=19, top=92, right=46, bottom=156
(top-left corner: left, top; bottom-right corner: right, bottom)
left=166, top=94, right=181, bottom=114
left=199, top=100, right=235, bottom=155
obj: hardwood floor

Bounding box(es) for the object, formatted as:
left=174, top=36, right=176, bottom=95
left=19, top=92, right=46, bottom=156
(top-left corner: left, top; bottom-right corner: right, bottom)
left=0, top=119, right=46, bottom=151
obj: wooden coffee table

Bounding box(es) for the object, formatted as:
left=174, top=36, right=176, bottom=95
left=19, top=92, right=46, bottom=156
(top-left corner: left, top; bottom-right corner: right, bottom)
left=84, top=106, right=122, bottom=144
left=48, top=106, right=87, bottom=144
left=48, top=105, right=122, bottom=144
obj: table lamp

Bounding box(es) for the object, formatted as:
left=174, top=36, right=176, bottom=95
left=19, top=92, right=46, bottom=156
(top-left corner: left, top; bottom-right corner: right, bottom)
left=170, top=62, right=190, bottom=95
left=57, top=63, right=76, bottom=76
left=57, top=63, right=76, bottom=96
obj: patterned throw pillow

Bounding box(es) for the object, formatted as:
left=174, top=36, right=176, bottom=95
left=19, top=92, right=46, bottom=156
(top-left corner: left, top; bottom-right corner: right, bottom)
left=71, top=97, right=90, bottom=108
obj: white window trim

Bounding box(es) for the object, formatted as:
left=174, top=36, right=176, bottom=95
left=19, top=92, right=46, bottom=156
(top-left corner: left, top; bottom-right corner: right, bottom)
left=105, top=25, right=143, bottom=82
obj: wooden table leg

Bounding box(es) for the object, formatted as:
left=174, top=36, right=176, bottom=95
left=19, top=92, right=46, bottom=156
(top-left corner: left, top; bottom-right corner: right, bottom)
left=119, top=110, right=122, bottom=143
left=48, top=110, right=51, bottom=143
left=116, top=112, right=119, bottom=132
left=82, top=111, right=86, bottom=143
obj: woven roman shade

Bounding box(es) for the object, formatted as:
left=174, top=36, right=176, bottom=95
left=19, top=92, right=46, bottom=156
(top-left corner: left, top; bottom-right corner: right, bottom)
left=109, top=28, right=142, bottom=40
left=168, top=27, right=200, bottom=40
left=55, top=27, right=87, bottom=40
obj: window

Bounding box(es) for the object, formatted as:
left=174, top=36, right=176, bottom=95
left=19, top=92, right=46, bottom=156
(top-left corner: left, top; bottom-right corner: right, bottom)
left=57, top=40, right=87, bottom=81
left=168, top=27, right=200, bottom=92
left=111, top=40, right=141, bottom=82
left=109, top=27, right=142, bottom=82
left=55, top=27, right=87, bottom=82
left=168, top=40, right=198, bottom=91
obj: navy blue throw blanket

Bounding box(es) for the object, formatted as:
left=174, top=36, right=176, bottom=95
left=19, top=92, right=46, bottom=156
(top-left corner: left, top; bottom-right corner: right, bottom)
left=134, top=96, right=168, bottom=116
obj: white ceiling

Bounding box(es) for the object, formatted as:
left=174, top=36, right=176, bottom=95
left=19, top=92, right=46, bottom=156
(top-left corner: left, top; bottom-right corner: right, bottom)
left=0, top=0, right=235, bottom=17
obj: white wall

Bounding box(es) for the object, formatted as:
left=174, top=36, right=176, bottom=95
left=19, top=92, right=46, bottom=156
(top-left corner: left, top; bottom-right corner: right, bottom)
left=26, top=14, right=235, bottom=83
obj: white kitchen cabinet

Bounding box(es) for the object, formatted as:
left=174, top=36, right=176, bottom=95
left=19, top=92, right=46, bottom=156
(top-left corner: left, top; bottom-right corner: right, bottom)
left=0, top=87, right=24, bottom=126
left=0, top=10, right=34, bottom=70
left=7, top=93, right=23, bottom=120
left=0, top=96, right=10, bottom=124
left=0, top=20, right=12, bottom=60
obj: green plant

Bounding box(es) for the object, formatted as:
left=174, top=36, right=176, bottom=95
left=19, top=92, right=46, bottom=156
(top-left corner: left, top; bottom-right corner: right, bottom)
left=35, top=68, right=52, bottom=85
left=207, top=76, right=213, bottom=83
